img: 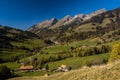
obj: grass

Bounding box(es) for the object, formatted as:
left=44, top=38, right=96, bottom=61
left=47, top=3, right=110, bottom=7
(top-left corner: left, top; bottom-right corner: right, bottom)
left=42, top=39, right=97, bottom=53
left=42, top=39, right=120, bottom=54
left=74, top=18, right=112, bottom=32
left=16, top=52, right=109, bottom=70
left=100, top=18, right=111, bottom=27
left=20, top=53, right=55, bottom=62
left=0, top=38, right=45, bottom=60
left=42, top=45, right=71, bottom=53
left=8, top=53, right=109, bottom=77
left=76, top=23, right=96, bottom=32
left=11, top=39, right=45, bottom=50
left=69, top=39, right=97, bottom=46
left=16, top=71, right=56, bottom=76
left=0, top=62, right=21, bottom=69
left=100, top=39, right=120, bottom=46
left=16, top=71, right=47, bottom=76
left=1, top=39, right=119, bottom=78
left=5, top=33, right=14, bottom=37
left=9, top=60, right=120, bottom=80
left=46, top=53, right=110, bottom=70
left=0, top=48, right=26, bottom=60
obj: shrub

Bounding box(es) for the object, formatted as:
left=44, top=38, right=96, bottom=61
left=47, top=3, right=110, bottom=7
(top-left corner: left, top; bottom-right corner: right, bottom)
left=45, top=64, right=49, bottom=71
left=84, top=58, right=107, bottom=67
left=0, top=65, right=13, bottom=80
left=108, top=42, right=120, bottom=62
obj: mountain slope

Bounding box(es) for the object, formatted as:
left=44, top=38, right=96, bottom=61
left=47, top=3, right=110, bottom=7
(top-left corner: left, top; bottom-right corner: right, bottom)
left=28, top=18, right=58, bottom=32
left=28, top=8, right=120, bottom=43
left=0, top=26, right=45, bottom=62
left=0, top=25, right=41, bottom=48
left=49, top=15, right=72, bottom=29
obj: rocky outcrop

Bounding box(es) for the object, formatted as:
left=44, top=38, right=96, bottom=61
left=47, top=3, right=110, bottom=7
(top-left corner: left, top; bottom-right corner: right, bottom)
left=28, top=18, right=58, bottom=31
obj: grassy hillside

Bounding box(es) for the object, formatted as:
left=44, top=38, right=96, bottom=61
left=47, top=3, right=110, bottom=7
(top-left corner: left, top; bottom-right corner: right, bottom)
left=0, top=49, right=26, bottom=60
left=9, top=61, right=120, bottom=80
left=1, top=53, right=109, bottom=76
left=46, top=53, right=110, bottom=70
left=0, top=26, right=46, bottom=62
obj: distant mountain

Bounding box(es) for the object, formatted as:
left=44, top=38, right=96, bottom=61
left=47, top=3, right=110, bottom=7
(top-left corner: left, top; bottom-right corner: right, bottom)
left=27, top=8, right=120, bottom=43
left=28, top=18, right=58, bottom=32
left=28, top=8, right=106, bottom=32
left=49, top=15, right=72, bottom=29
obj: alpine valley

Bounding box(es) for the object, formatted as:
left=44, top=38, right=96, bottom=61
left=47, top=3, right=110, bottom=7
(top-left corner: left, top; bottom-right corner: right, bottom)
left=1, top=7, right=120, bottom=80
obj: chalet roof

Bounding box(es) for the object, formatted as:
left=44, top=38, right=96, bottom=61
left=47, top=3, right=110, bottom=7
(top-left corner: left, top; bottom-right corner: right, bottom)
left=20, top=65, right=34, bottom=70
left=61, top=64, right=67, bottom=69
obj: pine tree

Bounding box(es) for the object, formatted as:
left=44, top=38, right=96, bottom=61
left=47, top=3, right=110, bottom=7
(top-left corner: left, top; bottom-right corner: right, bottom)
left=45, top=64, right=49, bottom=71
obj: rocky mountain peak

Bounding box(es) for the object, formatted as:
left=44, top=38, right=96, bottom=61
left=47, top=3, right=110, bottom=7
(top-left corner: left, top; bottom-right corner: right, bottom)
left=63, top=15, right=72, bottom=21
left=89, top=8, right=107, bottom=17
left=49, top=18, right=58, bottom=25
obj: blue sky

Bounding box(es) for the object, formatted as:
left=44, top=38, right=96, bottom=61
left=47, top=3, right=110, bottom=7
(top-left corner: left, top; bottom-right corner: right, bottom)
left=0, top=0, right=120, bottom=30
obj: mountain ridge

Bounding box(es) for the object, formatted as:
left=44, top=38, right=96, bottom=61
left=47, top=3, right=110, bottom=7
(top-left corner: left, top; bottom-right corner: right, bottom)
left=28, top=8, right=107, bottom=32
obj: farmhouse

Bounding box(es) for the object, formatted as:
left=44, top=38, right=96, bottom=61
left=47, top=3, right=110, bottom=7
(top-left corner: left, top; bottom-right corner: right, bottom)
left=20, top=65, right=34, bottom=71
left=58, top=64, right=69, bottom=72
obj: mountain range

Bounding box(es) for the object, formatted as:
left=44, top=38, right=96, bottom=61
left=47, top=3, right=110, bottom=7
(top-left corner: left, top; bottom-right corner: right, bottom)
left=28, top=8, right=106, bottom=32
left=27, top=8, right=120, bottom=43
left=1, top=7, right=120, bottom=43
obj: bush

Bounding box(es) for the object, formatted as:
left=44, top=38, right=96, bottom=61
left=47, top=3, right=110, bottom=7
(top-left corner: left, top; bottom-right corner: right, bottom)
left=108, top=42, right=120, bottom=62
left=45, top=64, right=49, bottom=70
left=0, top=65, right=13, bottom=80
left=84, top=58, right=107, bottom=67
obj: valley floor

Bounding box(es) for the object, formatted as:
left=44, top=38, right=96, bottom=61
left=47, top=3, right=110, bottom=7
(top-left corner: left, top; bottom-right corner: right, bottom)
left=9, top=61, right=120, bottom=80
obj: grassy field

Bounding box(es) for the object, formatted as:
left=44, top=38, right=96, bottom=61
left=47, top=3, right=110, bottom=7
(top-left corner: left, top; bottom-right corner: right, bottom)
left=42, top=39, right=120, bottom=54
left=11, top=39, right=45, bottom=50
left=16, top=71, right=47, bottom=76
left=42, top=45, right=71, bottom=53
left=0, top=38, right=45, bottom=61
left=9, top=60, right=120, bottom=80
left=1, top=39, right=119, bottom=78
left=16, top=71, right=57, bottom=76
left=0, top=48, right=26, bottom=60
left=0, top=52, right=110, bottom=77
left=46, top=53, right=110, bottom=70
left=0, top=62, right=21, bottom=69
left=42, top=39, right=97, bottom=53
left=2, top=38, right=117, bottom=61
left=101, top=40, right=120, bottom=46
left=20, top=53, right=57, bottom=63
